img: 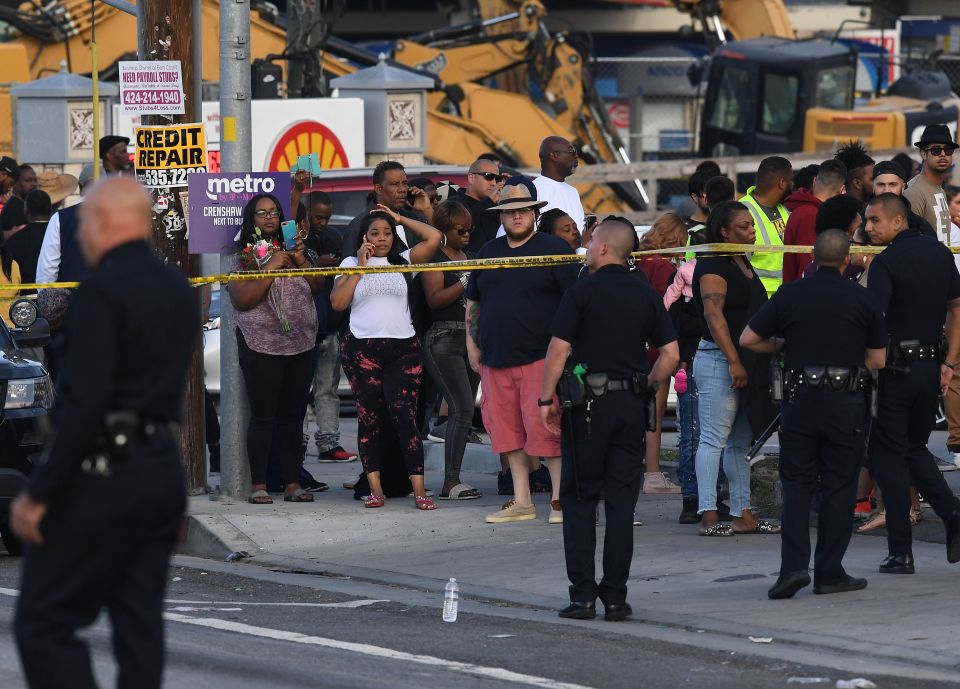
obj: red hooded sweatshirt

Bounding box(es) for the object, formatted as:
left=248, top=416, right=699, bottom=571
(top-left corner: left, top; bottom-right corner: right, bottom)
left=782, top=188, right=822, bottom=283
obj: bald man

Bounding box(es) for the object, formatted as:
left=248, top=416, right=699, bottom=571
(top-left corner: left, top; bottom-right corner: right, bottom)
left=742, top=230, right=886, bottom=599
left=541, top=219, right=679, bottom=621
left=534, top=135, right=586, bottom=233
left=13, top=177, right=198, bottom=689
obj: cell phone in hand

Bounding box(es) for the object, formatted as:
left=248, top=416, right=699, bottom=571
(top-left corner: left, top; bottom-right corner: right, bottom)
left=281, top=220, right=298, bottom=250
left=584, top=214, right=597, bottom=229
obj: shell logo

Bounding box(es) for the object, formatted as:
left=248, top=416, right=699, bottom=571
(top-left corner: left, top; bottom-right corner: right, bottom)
left=266, top=120, right=350, bottom=172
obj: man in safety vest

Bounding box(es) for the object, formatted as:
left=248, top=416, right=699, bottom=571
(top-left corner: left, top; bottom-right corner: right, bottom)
left=739, top=156, right=794, bottom=296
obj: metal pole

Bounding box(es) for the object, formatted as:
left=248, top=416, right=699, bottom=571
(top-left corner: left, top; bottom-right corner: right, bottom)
left=91, top=0, right=100, bottom=181
left=219, top=0, right=252, bottom=500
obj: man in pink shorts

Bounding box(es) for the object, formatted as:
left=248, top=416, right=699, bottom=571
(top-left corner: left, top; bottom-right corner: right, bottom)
left=465, top=183, right=580, bottom=523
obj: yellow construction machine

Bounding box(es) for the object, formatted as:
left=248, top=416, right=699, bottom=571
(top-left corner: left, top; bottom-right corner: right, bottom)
left=670, top=0, right=960, bottom=155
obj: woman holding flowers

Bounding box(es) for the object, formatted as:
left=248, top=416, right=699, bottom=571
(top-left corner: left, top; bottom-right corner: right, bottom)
left=330, top=196, right=443, bottom=510
left=230, top=193, right=324, bottom=504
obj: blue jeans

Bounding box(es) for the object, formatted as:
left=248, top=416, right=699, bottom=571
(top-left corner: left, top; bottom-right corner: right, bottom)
left=692, top=345, right=752, bottom=516
left=676, top=372, right=700, bottom=499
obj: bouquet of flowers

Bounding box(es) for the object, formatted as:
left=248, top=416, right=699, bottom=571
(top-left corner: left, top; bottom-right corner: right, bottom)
left=237, top=228, right=291, bottom=333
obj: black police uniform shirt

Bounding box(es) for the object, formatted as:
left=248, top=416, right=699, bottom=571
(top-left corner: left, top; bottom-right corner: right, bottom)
left=303, top=226, right=344, bottom=337
left=747, top=266, right=887, bottom=370
left=693, top=256, right=767, bottom=343
left=28, top=241, right=198, bottom=504
left=867, top=227, right=960, bottom=346
left=464, top=232, right=578, bottom=368
left=551, top=264, right=677, bottom=378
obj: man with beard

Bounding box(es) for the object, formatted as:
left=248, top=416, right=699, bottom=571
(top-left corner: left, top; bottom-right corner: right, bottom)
left=872, top=160, right=937, bottom=239
left=903, top=124, right=956, bottom=242
left=343, top=160, right=433, bottom=255
left=835, top=140, right=875, bottom=207
left=465, top=184, right=579, bottom=525
left=740, top=156, right=793, bottom=296
left=540, top=218, right=678, bottom=621
left=534, top=136, right=585, bottom=233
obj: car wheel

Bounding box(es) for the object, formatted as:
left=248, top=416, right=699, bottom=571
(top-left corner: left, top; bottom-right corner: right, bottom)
left=0, top=523, right=24, bottom=557
left=936, top=396, right=948, bottom=431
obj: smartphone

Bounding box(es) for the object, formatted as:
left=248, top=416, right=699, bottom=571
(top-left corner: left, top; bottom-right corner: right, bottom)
left=584, top=214, right=598, bottom=229
left=281, top=220, right=298, bottom=250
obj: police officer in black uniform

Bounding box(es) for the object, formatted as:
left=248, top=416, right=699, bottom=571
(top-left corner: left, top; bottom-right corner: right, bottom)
left=740, top=230, right=887, bottom=599
left=12, top=177, right=198, bottom=689
left=862, top=193, right=960, bottom=574
left=540, top=218, right=679, bottom=622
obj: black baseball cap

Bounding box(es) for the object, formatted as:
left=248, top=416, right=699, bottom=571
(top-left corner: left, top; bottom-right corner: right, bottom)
left=871, top=160, right=908, bottom=182
left=0, top=156, right=16, bottom=177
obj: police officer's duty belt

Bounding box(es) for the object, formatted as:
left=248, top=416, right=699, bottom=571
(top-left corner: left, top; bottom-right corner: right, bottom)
left=786, top=366, right=869, bottom=393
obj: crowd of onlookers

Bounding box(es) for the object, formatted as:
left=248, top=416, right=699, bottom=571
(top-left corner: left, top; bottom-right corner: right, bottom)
left=3, top=130, right=960, bottom=526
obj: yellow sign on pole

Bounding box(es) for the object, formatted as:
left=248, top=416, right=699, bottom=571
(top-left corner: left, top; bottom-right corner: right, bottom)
left=134, top=123, right=208, bottom=188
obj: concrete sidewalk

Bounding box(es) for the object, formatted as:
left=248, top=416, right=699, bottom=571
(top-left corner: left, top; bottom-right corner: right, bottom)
left=185, top=423, right=960, bottom=682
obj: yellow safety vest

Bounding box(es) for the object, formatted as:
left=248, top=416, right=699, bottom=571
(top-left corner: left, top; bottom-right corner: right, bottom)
left=739, top=187, right=789, bottom=296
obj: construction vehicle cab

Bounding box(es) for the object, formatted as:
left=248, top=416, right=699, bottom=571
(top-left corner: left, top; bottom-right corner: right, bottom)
left=699, top=38, right=855, bottom=157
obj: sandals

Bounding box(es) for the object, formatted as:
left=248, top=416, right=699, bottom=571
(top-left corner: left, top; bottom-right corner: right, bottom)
left=415, top=495, right=437, bottom=511
left=439, top=483, right=481, bottom=500
left=284, top=488, right=314, bottom=503
left=857, top=509, right=886, bottom=534
left=364, top=494, right=385, bottom=508
left=248, top=489, right=273, bottom=505
left=733, top=520, right=781, bottom=535
left=699, top=523, right=734, bottom=537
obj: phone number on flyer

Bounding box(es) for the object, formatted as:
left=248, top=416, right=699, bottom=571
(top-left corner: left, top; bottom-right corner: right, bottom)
left=136, top=167, right=206, bottom=188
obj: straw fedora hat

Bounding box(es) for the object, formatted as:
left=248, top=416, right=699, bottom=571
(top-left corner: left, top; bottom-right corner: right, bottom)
left=37, top=170, right=79, bottom=205
left=488, top=183, right=548, bottom=212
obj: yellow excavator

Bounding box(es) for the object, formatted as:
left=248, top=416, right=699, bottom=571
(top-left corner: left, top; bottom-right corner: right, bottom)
left=0, top=0, right=644, bottom=212
left=667, top=0, right=960, bottom=155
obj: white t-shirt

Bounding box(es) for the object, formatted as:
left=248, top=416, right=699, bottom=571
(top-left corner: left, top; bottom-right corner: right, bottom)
left=336, top=249, right=415, bottom=339
left=533, top=175, right=585, bottom=232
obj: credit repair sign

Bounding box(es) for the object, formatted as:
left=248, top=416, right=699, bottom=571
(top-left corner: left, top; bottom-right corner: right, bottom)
left=135, top=123, right=207, bottom=188
left=187, top=172, right=291, bottom=253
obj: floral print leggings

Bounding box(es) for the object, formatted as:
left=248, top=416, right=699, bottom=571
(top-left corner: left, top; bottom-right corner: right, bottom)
left=340, top=332, right=425, bottom=476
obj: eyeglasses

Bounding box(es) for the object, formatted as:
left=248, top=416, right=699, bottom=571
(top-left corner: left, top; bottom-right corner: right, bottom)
left=551, top=148, right=577, bottom=157
left=453, top=227, right=472, bottom=235
left=924, top=146, right=957, bottom=157
left=254, top=209, right=280, bottom=218
left=473, top=172, right=506, bottom=182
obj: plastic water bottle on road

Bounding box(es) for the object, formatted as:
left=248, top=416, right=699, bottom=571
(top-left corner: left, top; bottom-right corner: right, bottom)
left=443, top=578, right=459, bottom=622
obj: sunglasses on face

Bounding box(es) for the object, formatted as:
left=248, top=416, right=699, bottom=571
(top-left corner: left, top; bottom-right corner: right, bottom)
left=924, top=146, right=957, bottom=157
left=474, top=172, right=506, bottom=182
left=254, top=209, right=280, bottom=218
left=551, top=148, right=577, bottom=157
left=453, top=227, right=472, bottom=235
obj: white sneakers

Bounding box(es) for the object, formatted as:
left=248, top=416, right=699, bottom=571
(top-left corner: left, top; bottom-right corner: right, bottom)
left=643, top=471, right=681, bottom=494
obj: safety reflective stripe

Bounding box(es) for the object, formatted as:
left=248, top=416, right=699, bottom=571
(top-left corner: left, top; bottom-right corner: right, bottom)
left=754, top=268, right=783, bottom=278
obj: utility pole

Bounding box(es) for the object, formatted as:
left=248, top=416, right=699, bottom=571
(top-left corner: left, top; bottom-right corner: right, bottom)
left=137, top=0, right=206, bottom=493
left=219, top=0, right=253, bottom=500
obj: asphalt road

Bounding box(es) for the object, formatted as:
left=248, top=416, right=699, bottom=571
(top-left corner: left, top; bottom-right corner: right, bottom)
left=0, top=557, right=950, bottom=689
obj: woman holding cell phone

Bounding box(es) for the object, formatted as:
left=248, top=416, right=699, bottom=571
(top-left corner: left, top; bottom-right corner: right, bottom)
left=230, top=193, right=324, bottom=505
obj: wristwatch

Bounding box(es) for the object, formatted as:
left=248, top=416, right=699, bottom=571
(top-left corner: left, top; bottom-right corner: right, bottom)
left=537, top=398, right=554, bottom=407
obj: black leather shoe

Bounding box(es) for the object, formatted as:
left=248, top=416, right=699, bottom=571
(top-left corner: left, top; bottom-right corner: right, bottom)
left=813, top=574, right=868, bottom=595
left=558, top=601, right=596, bottom=620
left=767, top=571, right=811, bottom=600
left=678, top=497, right=701, bottom=524
left=946, top=510, right=960, bottom=564
left=603, top=602, right=633, bottom=622
left=879, top=554, right=915, bottom=574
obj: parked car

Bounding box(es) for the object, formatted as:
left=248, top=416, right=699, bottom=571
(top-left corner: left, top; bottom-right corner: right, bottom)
left=0, top=300, right=54, bottom=555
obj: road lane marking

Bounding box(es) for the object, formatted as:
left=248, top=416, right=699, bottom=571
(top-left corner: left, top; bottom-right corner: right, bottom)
left=166, top=599, right=388, bottom=608
left=164, top=612, right=597, bottom=689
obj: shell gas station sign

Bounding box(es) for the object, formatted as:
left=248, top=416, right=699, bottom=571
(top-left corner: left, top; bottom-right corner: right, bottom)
left=116, top=98, right=364, bottom=173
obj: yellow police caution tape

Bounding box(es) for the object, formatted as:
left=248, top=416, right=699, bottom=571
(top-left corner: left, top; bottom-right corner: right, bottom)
left=0, top=241, right=946, bottom=292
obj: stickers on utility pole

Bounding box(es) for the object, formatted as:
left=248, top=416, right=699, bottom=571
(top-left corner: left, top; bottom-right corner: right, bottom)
left=135, top=123, right=208, bottom=188
left=119, top=60, right=186, bottom=116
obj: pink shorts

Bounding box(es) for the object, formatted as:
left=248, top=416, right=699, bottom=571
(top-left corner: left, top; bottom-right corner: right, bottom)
left=480, top=358, right=561, bottom=457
